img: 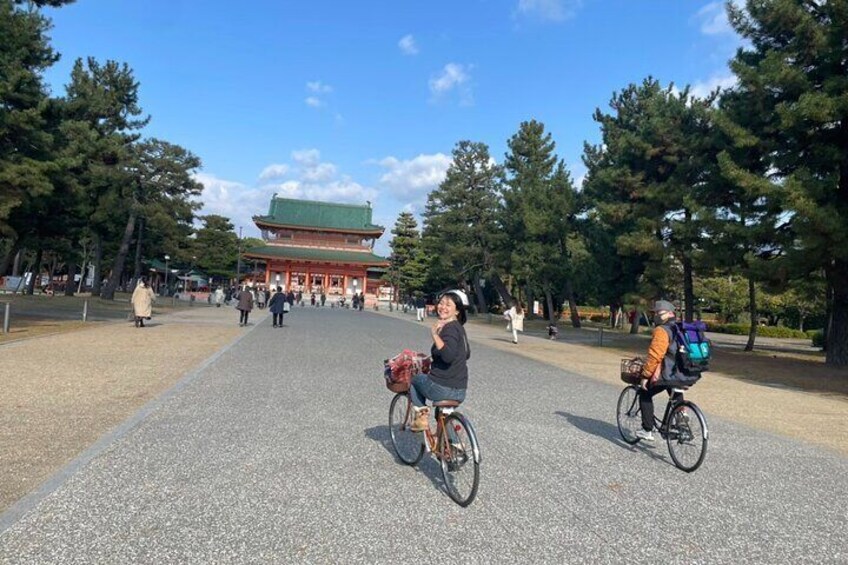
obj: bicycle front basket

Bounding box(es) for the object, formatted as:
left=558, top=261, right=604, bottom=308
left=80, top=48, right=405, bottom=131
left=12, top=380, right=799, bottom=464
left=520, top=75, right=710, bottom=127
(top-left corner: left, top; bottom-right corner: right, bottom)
left=620, top=358, right=644, bottom=385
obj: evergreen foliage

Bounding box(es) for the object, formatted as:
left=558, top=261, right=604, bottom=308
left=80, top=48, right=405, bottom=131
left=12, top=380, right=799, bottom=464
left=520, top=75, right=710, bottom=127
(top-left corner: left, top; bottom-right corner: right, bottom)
left=727, top=0, right=848, bottom=364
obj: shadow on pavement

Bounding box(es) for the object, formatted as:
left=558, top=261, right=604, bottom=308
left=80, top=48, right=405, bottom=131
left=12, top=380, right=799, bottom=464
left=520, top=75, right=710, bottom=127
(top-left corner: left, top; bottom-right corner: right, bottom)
left=363, top=425, right=447, bottom=497
left=554, top=410, right=675, bottom=468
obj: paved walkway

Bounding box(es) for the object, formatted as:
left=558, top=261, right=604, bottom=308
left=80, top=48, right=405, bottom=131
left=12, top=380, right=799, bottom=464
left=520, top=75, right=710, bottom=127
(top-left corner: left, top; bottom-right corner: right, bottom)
left=0, top=308, right=845, bottom=563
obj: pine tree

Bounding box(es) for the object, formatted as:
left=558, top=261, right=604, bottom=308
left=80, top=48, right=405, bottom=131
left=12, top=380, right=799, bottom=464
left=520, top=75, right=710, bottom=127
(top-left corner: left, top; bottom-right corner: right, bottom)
left=192, top=215, right=239, bottom=281
left=727, top=0, right=848, bottom=365
left=502, top=120, right=580, bottom=324
left=422, top=141, right=503, bottom=312
left=582, top=78, right=714, bottom=324
left=0, top=0, right=59, bottom=239
left=101, top=139, right=202, bottom=300
left=388, top=211, right=425, bottom=303
left=62, top=57, right=149, bottom=296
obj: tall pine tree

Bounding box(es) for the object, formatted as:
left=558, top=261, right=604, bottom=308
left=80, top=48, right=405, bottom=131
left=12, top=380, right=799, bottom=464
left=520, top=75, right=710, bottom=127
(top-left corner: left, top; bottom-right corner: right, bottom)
left=727, top=0, right=848, bottom=364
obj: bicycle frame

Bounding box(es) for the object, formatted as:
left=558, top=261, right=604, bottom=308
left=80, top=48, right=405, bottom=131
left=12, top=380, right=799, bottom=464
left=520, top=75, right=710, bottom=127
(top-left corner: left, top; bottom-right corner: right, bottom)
left=653, top=388, right=686, bottom=434
left=422, top=407, right=453, bottom=456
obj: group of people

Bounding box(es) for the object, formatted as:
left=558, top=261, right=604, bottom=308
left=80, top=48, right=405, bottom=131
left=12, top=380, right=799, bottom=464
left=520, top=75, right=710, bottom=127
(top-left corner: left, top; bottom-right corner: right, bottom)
left=408, top=293, right=683, bottom=444
left=233, top=286, right=297, bottom=327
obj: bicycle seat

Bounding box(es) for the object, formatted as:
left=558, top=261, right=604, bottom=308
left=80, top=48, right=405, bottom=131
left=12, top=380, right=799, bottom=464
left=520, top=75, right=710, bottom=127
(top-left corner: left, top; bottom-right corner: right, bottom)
left=433, top=400, right=461, bottom=407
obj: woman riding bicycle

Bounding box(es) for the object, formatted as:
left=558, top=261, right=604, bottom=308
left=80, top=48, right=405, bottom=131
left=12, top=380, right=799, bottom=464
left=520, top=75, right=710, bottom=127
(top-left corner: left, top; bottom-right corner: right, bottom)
left=409, top=289, right=471, bottom=432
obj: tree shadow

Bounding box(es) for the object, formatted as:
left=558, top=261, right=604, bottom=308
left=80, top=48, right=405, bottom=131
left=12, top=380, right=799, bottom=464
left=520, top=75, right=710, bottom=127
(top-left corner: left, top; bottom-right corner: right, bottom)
left=554, top=411, right=674, bottom=468
left=363, top=425, right=446, bottom=496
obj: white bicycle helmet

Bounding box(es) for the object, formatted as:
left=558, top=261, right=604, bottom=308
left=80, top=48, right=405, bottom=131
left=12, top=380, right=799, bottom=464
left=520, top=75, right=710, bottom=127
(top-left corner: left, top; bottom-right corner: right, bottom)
left=440, top=289, right=469, bottom=307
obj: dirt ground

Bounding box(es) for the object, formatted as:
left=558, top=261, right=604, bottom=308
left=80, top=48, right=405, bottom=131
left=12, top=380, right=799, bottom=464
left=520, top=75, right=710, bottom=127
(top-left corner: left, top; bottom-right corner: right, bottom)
left=0, top=306, right=247, bottom=513
left=463, top=316, right=848, bottom=456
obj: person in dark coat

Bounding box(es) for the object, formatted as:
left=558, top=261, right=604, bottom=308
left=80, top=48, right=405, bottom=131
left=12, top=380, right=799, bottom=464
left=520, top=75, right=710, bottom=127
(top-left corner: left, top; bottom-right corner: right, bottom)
left=286, top=290, right=295, bottom=306
left=237, top=285, right=254, bottom=327
left=269, top=286, right=286, bottom=328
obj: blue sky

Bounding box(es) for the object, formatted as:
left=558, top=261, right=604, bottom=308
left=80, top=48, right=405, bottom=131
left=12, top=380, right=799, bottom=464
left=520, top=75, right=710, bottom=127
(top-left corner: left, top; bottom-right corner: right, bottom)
left=42, top=0, right=742, bottom=255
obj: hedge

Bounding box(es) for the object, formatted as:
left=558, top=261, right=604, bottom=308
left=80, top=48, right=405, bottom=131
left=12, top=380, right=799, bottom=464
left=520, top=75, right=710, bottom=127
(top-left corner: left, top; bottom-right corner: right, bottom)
left=705, top=323, right=811, bottom=339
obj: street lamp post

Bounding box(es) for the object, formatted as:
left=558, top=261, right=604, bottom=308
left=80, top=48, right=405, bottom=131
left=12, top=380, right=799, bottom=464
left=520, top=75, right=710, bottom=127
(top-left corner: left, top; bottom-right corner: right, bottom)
left=164, top=254, right=170, bottom=296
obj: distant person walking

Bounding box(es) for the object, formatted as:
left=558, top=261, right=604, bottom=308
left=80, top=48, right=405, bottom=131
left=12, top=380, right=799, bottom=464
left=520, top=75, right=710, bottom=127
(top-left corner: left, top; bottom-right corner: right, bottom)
left=269, top=286, right=286, bottom=328
left=213, top=287, right=224, bottom=307
left=320, top=292, right=326, bottom=307
left=237, top=285, right=254, bottom=327
left=505, top=302, right=525, bottom=344
left=131, top=277, right=155, bottom=328
left=415, top=294, right=426, bottom=321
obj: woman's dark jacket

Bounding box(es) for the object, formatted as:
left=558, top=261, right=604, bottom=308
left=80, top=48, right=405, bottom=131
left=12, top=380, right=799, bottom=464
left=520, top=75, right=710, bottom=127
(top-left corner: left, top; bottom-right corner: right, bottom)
left=429, top=321, right=470, bottom=390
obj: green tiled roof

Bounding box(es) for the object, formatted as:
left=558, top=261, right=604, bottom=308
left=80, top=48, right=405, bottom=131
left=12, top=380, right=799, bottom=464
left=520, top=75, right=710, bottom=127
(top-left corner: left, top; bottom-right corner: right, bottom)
left=244, top=245, right=389, bottom=265
left=254, top=197, right=384, bottom=233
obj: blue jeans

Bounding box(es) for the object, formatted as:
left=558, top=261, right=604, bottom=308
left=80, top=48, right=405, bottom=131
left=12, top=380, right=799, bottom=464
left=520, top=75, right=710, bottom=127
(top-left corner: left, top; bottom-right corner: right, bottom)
left=409, top=373, right=466, bottom=407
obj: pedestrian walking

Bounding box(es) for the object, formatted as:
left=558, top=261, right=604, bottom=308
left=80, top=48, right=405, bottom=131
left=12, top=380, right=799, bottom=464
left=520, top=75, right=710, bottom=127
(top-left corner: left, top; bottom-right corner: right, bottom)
left=237, top=285, right=254, bottom=327
left=269, top=286, right=286, bottom=327
left=131, top=277, right=155, bottom=328
left=256, top=286, right=266, bottom=309
left=505, top=302, right=525, bottom=344
left=311, top=293, right=316, bottom=306
left=415, top=294, right=426, bottom=321
left=214, top=287, right=224, bottom=307
left=320, top=292, right=326, bottom=307
left=286, top=290, right=295, bottom=307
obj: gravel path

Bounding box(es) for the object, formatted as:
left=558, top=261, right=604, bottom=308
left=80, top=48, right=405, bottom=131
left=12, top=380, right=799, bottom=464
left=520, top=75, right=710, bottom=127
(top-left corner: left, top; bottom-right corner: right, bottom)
left=0, top=308, right=844, bottom=563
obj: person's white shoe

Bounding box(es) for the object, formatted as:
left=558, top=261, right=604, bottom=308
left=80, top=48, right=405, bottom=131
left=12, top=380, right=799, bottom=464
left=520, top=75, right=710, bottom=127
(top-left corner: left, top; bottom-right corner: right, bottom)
left=635, top=429, right=655, bottom=442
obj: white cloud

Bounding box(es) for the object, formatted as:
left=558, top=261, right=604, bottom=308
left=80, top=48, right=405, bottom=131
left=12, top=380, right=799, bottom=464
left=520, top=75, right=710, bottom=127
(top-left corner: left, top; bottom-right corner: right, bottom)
left=193, top=173, right=274, bottom=237
left=516, top=0, right=582, bottom=22
left=273, top=177, right=377, bottom=204
left=377, top=153, right=451, bottom=199
left=429, top=63, right=473, bottom=105
left=302, top=162, right=337, bottom=183
left=194, top=150, right=380, bottom=237
left=429, top=63, right=468, bottom=94
left=306, top=81, right=333, bottom=94
left=398, top=34, right=419, bottom=55
left=258, top=164, right=290, bottom=181
left=291, top=149, right=320, bottom=166
left=305, top=81, right=333, bottom=109
left=695, top=1, right=741, bottom=35
left=690, top=73, right=737, bottom=99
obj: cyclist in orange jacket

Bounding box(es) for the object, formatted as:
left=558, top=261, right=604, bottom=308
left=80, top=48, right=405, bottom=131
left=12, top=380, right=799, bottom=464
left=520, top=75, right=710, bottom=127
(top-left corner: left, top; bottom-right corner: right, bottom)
left=637, top=299, right=683, bottom=441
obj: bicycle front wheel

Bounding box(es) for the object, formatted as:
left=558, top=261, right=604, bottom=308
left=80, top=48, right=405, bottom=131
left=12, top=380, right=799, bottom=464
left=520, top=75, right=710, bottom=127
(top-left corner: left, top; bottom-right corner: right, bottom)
left=616, top=386, right=641, bottom=444
left=389, top=393, right=424, bottom=465
left=439, top=413, right=480, bottom=507
left=666, top=401, right=708, bottom=472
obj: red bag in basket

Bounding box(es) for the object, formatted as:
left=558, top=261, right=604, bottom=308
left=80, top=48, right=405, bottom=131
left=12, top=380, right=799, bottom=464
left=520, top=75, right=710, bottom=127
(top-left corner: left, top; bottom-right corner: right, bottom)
left=383, top=349, right=431, bottom=393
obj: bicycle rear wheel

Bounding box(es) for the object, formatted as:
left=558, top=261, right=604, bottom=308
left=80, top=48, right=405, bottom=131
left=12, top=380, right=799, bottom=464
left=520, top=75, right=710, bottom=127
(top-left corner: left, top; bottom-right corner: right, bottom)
left=666, top=401, right=708, bottom=472
left=389, top=393, right=424, bottom=465
left=439, top=413, right=480, bottom=507
left=616, top=386, right=641, bottom=444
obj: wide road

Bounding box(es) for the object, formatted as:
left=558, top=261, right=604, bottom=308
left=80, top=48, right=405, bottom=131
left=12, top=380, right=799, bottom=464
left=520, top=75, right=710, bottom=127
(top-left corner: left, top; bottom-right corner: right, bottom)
left=0, top=307, right=845, bottom=563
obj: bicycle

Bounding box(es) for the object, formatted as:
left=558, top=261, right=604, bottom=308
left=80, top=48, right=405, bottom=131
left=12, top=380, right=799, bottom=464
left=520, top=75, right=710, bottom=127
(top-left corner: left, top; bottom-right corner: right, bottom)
left=388, top=392, right=481, bottom=506
left=616, top=358, right=708, bottom=472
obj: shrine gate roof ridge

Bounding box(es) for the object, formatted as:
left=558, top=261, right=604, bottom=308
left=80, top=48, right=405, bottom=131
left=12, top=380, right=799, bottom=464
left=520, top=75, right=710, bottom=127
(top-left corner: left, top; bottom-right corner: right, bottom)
left=254, top=197, right=384, bottom=233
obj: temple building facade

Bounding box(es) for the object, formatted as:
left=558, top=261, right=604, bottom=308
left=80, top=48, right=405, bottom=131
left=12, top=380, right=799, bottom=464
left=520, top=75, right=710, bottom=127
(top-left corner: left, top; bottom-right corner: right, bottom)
left=243, top=197, right=390, bottom=303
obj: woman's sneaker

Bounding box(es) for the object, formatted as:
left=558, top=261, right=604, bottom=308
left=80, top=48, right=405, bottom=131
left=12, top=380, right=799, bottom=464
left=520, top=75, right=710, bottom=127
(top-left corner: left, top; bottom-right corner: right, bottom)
left=635, top=429, right=655, bottom=441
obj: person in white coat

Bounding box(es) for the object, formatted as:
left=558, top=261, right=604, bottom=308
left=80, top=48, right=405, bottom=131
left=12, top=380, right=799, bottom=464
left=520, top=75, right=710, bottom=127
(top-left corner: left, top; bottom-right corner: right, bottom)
left=505, top=302, right=525, bottom=344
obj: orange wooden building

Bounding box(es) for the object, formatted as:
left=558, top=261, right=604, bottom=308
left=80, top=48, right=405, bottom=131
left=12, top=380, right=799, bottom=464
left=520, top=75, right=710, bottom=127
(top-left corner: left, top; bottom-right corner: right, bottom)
left=243, top=197, right=390, bottom=301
